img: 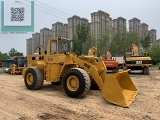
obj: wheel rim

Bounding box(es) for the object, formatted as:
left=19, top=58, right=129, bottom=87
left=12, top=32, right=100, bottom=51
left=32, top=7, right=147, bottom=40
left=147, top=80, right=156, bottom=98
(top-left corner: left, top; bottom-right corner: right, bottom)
left=67, top=75, right=79, bottom=91
left=26, top=73, right=34, bottom=85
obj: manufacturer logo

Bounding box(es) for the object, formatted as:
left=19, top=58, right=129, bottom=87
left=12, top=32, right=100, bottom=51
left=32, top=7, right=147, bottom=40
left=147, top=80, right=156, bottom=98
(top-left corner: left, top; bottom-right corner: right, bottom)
left=136, top=61, right=142, bottom=64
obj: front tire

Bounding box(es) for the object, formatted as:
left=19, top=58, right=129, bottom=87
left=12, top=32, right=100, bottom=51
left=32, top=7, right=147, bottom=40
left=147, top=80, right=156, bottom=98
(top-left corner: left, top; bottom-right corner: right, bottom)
left=24, top=67, right=44, bottom=90
left=62, top=68, right=91, bottom=98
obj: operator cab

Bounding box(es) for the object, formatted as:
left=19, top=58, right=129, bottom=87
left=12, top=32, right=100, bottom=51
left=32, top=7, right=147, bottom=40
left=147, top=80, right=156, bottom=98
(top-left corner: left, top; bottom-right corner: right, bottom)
left=14, top=56, right=27, bottom=67
left=50, top=36, right=71, bottom=55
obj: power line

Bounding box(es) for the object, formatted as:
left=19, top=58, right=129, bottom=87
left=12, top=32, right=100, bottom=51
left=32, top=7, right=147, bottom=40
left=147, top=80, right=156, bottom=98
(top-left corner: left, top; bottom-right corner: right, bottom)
left=24, top=0, right=70, bottom=18
left=20, top=1, right=67, bottom=20
left=34, top=0, right=71, bottom=16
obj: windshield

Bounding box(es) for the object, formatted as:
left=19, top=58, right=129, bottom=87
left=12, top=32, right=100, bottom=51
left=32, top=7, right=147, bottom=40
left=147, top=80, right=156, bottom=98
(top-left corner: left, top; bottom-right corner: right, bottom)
left=17, top=58, right=26, bottom=67
left=58, top=39, right=71, bottom=54
left=50, top=41, right=57, bottom=54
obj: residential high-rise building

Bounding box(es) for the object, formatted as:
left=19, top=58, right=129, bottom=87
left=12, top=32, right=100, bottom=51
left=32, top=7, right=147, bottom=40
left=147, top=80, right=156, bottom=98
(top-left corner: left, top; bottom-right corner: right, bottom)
left=52, top=22, right=68, bottom=38
left=141, top=23, right=149, bottom=38
left=149, top=29, right=157, bottom=45
left=32, top=32, right=40, bottom=54
left=109, top=17, right=113, bottom=32
left=63, top=23, right=68, bottom=38
left=52, top=22, right=63, bottom=37
left=80, top=18, right=89, bottom=24
left=40, top=28, right=52, bottom=47
left=68, top=15, right=80, bottom=40
left=157, top=39, right=160, bottom=45
left=68, top=15, right=89, bottom=40
left=90, top=10, right=112, bottom=40
left=26, top=38, right=32, bottom=55
left=129, top=17, right=142, bottom=35
left=113, top=16, right=126, bottom=34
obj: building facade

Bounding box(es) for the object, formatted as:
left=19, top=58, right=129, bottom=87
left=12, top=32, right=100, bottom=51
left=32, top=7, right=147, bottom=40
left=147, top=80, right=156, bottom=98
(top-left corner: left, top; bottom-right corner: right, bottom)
left=129, top=17, right=142, bottom=35
left=141, top=23, right=149, bottom=38
left=26, top=38, right=32, bottom=55
left=62, top=23, right=68, bottom=38
left=149, top=29, right=157, bottom=45
left=32, top=32, right=40, bottom=54
left=52, top=22, right=68, bottom=38
left=90, top=10, right=112, bottom=40
left=157, top=39, right=160, bottom=45
left=113, top=16, right=126, bottom=34
left=68, top=15, right=89, bottom=40
left=40, top=28, right=52, bottom=47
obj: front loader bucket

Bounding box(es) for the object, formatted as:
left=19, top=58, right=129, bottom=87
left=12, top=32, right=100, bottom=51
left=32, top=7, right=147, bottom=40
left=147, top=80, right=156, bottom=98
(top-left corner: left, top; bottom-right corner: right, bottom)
left=102, top=70, right=138, bottom=107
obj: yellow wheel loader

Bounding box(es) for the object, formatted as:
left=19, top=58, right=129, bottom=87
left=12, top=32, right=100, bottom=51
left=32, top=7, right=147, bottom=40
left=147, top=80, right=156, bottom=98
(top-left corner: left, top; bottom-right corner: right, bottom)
left=22, top=37, right=138, bottom=107
left=9, top=56, right=27, bottom=75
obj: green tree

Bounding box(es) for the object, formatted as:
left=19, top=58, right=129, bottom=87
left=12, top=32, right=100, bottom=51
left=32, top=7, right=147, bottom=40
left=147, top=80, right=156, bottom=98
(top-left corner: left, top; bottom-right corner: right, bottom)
left=140, top=34, right=152, bottom=50
left=0, top=51, right=10, bottom=61
left=8, top=48, right=23, bottom=57
left=110, top=30, right=140, bottom=56
left=96, top=33, right=111, bottom=56
left=146, top=45, right=160, bottom=64
left=72, top=23, right=94, bottom=55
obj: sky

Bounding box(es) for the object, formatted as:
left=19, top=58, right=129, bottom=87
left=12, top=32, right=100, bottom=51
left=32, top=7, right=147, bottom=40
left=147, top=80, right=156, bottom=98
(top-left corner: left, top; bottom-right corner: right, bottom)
left=0, top=0, right=160, bottom=55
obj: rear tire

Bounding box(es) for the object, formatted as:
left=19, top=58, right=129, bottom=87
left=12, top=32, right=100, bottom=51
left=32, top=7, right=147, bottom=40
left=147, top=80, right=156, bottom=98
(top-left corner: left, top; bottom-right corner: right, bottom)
left=143, top=66, right=149, bottom=75
left=62, top=68, right=91, bottom=98
left=24, top=67, right=44, bottom=90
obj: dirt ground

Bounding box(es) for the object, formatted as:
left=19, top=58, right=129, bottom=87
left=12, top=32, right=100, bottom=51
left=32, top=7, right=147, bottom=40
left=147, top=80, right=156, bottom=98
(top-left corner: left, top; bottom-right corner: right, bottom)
left=0, top=68, right=160, bottom=120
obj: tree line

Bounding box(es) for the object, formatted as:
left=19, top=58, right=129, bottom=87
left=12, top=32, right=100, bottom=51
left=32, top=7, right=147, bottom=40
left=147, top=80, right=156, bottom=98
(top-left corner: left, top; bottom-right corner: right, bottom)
left=72, top=23, right=160, bottom=64
left=0, top=48, right=23, bottom=61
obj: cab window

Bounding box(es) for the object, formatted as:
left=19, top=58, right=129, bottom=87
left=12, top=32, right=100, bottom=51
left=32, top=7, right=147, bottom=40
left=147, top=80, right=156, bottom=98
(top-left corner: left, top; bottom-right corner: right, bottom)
left=50, top=41, right=57, bottom=54
left=58, top=40, right=71, bottom=54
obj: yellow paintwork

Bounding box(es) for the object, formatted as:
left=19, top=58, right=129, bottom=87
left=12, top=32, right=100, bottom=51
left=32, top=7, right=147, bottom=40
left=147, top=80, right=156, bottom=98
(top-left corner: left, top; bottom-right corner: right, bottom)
left=131, top=44, right=139, bottom=56
left=67, top=75, right=79, bottom=91
left=126, top=56, right=151, bottom=61
left=26, top=73, right=34, bottom=85
left=23, top=37, right=138, bottom=107
left=126, top=56, right=152, bottom=66
left=103, top=70, right=138, bottom=107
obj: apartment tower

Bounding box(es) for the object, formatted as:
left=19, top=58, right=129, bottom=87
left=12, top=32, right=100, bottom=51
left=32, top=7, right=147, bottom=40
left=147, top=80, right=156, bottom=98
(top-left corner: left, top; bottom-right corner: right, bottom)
left=68, top=15, right=89, bottom=40
left=40, top=28, right=52, bottom=47
left=129, top=17, right=142, bottom=35
left=157, top=39, right=160, bottom=45
left=149, top=29, right=157, bottom=45
left=52, top=22, right=68, bottom=38
left=32, top=32, right=40, bottom=54
left=90, top=10, right=112, bottom=40
left=113, top=16, right=126, bottom=34
left=26, top=38, right=32, bottom=55
left=141, top=23, right=149, bottom=38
